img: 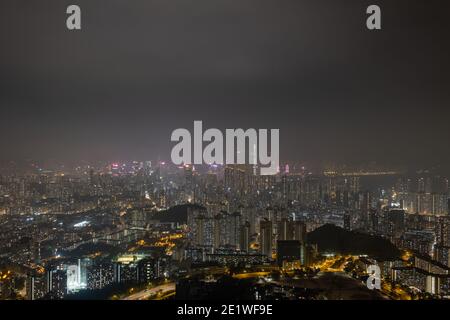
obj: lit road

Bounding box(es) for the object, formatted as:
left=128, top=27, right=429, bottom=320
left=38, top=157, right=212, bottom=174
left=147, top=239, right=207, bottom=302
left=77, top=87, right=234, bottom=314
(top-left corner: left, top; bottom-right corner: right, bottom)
left=233, top=271, right=271, bottom=279
left=122, top=282, right=175, bottom=300
left=312, top=255, right=352, bottom=272
left=381, top=281, right=411, bottom=300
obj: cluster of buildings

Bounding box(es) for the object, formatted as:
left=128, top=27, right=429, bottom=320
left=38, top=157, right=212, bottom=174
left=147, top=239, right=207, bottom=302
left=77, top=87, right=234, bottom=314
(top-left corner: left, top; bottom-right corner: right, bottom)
left=26, top=253, right=170, bottom=300
left=0, top=161, right=450, bottom=299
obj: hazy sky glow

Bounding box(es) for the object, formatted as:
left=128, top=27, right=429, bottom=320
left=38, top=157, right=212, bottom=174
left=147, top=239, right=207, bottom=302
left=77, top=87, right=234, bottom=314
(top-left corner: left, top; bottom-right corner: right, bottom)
left=1, top=0, right=449, bottom=169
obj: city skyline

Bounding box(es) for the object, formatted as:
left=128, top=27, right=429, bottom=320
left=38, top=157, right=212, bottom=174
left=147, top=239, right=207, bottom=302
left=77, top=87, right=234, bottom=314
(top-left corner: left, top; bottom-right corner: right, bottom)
left=1, top=162, right=449, bottom=300
left=1, top=0, right=450, bottom=304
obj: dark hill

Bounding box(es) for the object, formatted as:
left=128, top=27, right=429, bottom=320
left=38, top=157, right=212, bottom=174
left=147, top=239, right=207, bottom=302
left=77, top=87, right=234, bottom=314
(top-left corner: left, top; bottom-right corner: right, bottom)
left=307, top=224, right=400, bottom=261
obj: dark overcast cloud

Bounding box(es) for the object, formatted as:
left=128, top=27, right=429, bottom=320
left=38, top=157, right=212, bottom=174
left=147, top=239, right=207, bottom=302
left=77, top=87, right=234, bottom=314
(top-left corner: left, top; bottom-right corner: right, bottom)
left=0, top=0, right=449, bottom=168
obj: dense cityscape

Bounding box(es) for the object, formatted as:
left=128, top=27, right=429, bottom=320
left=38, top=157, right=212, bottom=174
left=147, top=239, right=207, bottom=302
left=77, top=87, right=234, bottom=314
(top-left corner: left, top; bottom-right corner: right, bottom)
left=0, top=160, right=449, bottom=300
left=2, top=0, right=450, bottom=310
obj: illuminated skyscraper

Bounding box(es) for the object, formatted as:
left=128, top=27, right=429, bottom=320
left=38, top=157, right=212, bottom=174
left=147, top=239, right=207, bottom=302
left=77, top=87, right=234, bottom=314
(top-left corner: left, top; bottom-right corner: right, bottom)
left=46, top=268, right=67, bottom=299
left=293, top=221, right=307, bottom=243
left=239, top=221, right=251, bottom=252
left=26, top=271, right=46, bottom=300
left=278, top=218, right=292, bottom=241
left=260, top=219, right=273, bottom=257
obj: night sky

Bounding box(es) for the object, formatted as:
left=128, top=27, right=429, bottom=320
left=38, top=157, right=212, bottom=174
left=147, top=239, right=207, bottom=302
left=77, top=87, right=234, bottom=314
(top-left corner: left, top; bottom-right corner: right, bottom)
left=1, top=0, right=449, bottom=169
